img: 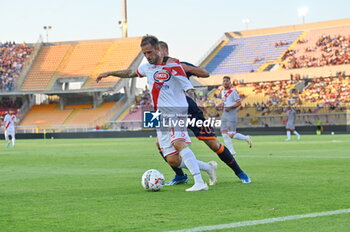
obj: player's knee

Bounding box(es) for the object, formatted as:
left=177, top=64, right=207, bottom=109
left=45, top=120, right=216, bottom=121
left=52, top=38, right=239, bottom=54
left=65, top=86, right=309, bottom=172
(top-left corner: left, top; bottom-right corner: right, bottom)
left=204, top=139, right=221, bottom=152
left=172, top=140, right=187, bottom=153
left=166, top=154, right=181, bottom=167
left=227, top=131, right=235, bottom=138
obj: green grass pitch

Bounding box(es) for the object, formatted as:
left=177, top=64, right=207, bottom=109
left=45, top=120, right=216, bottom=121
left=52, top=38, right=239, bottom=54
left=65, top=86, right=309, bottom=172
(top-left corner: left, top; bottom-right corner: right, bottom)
left=1, top=134, right=350, bottom=232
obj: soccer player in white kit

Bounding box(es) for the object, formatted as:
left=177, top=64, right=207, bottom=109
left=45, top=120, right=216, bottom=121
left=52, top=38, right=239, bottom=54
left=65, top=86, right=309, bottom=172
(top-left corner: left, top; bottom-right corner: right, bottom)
left=220, top=76, right=252, bottom=155
left=96, top=35, right=217, bottom=191
left=285, top=106, right=301, bottom=141
left=3, top=111, right=16, bottom=148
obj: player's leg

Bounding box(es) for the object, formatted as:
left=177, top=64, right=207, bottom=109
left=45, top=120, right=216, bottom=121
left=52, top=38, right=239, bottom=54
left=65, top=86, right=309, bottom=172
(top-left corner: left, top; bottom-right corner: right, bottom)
left=11, top=131, right=15, bottom=148
left=203, top=139, right=251, bottom=183
left=174, top=123, right=218, bottom=190
left=156, top=140, right=188, bottom=185
left=286, top=128, right=291, bottom=141
left=172, top=140, right=210, bottom=191
left=227, top=120, right=252, bottom=148
left=221, top=120, right=236, bottom=154
left=4, top=131, right=10, bottom=148
left=292, top=128, right=300, bottom=140
left=158, top=125, right=212, bottom=191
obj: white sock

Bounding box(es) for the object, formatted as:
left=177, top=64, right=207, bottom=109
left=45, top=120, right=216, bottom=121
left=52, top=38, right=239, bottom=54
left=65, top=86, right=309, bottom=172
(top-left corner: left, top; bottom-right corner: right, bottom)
left=196, top=160, right=211, bottom=172
left=179, top=147, right=205, bottom=185
left=12, top=138, right=15, bottom=147
left=179, top=156, right=211, bottom=172
left=287, top=131, right=291, bottom=140
left=222, top=133, right=235, bottom=153
left=233, top=133, right=249, bottom=140
left=293, top=131, right=300, bottom=136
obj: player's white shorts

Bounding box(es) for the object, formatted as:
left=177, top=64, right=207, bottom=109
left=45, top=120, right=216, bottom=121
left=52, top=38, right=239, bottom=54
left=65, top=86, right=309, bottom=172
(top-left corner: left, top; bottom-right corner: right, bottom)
left=4, top=129, right=15, bottom=139
left=221, top=119, right=237, bottom=133
left=286, top=121, right=295, bottom=130
left=157, top=116, right=191, bottom=157
left=221, top=110, right=237, bottom=133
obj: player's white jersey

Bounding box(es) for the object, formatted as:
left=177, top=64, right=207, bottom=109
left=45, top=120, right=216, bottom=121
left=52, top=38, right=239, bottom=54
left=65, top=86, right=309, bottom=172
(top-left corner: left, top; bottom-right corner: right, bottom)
left=4, top=114, right=16, bottom=131
left=136, top=61, right=193, bottom=113
left=221, top=87, right=241, bottom=108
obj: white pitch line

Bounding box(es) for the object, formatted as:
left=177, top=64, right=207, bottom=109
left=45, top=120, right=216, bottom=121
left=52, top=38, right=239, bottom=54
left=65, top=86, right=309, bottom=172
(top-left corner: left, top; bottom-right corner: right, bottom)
left=241, top=155, right=350, bottom=159
left=166, top=208, right=350, bottom=232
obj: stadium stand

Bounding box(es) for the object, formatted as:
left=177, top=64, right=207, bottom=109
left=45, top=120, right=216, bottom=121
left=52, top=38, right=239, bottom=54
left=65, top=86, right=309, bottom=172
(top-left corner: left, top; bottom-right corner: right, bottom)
left=20, top=104, right=73, bottom=128
left=21, top=45, right=70, bottom=91
left=21, top=37, right=142, bottom=91
left=6, top=19, right=349, bottom=131
left=204, top=31, right=303, bottom=74
left=19, top=101, right=125, bottom=130
left=195, top=18, right=350, bottom=87
left=14, top=37, right=143, bottom=130
left=0, top=42, right=33, bottom=91
left=65, top=102, right=117, bottom=125
left=281, top=26, right=350, bottom=69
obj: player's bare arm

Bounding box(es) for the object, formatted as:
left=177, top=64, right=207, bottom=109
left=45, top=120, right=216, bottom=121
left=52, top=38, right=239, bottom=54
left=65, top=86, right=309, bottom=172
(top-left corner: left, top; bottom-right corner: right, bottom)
left=96, top=70, right=138, bottom=82
left=225, top=101, right=241, bottom=112
left=181, top=63, right=209, bottom=78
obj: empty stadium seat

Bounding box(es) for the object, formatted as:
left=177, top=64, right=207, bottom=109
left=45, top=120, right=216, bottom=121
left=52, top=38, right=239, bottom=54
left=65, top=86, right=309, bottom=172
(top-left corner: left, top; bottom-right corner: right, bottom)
left=205, top=31, right=303, bottom=74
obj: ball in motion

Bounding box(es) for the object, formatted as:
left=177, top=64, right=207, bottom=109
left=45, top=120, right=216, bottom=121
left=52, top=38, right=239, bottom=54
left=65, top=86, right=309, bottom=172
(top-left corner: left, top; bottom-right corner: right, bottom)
left=141, top=169, right=165, bottom=191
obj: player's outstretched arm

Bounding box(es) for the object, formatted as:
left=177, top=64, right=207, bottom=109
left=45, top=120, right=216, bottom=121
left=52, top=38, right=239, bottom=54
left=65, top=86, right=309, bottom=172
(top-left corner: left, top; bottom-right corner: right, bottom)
left=181, top=63, right=209, bottom=78
left=96, top=70, right=138, bottom=83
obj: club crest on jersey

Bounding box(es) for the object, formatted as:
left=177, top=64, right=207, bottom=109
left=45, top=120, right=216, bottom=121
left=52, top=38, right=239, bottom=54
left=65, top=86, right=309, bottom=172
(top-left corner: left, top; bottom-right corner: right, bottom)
left=153, top=70, right=171, bottom=83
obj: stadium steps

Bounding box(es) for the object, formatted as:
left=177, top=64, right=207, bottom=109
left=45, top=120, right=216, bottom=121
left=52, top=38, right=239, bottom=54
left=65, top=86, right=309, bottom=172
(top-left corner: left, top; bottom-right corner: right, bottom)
left=46, top=45, right=75, bottom=90
left=19, top=104, right=73, bottom=128
left=255, top=31, right=307, bottom=72
left=82, top=43, right=117, bottom=89
left=205, top=31, right=303, bottom=74
left=59, top=43, right=111, bottom=80
left=116, top=104, right=133, bottom=121
left=90, top=43, right=117, bottom=79
left=84, top=38, right=142, bottom=89
left=256, top=61, right=275, bottom=72
left=21, top=45, right=71, bottom=91
left=66, top=102, right=116, bottom=126
left=277, top=31, right=309, bottom=70
left=200, top=39, right=229, bottom=68
left=62, top=109, right=81, bottom=124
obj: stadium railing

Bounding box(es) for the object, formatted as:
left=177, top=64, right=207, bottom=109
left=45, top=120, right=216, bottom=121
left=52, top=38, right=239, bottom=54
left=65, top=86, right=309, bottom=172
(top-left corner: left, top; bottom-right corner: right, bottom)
left=10, top=111, right=348, bottom=134
left=238, top=112, right=348, bottom=128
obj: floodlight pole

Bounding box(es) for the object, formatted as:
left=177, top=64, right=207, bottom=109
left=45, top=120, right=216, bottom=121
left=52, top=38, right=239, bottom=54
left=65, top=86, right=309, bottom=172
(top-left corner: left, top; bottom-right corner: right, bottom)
left=122, top=0, right=128, bottom=37
left=242, top=19, right=250, bottom=30
left=298, top=8, right=308, bottom=24
left=43, top=26, right=52, bottom=43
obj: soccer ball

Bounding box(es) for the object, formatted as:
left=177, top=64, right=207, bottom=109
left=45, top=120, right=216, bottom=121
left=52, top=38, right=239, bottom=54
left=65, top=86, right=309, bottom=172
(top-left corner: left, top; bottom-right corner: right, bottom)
left=141, top=169, right=165, bottom=191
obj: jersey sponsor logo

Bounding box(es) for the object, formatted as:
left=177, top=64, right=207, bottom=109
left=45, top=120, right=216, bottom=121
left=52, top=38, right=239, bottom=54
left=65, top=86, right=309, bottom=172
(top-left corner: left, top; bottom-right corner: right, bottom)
left=153, top=70, right=171, bottom=83
left=155, top=84, right=170, bottom=90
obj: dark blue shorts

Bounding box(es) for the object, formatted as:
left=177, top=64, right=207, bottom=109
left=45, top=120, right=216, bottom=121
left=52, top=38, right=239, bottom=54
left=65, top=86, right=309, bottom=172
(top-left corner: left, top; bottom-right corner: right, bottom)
left=186, top=96, right=216, bottom=140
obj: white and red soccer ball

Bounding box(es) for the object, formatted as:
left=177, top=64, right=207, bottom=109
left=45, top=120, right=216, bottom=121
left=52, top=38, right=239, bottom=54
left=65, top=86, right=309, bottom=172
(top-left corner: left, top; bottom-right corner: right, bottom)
left=141, top=169, right=165, bottom=191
